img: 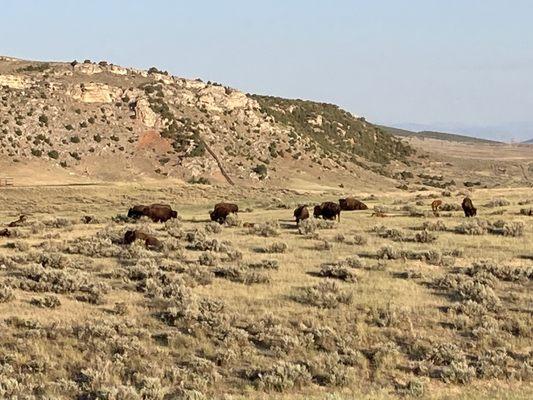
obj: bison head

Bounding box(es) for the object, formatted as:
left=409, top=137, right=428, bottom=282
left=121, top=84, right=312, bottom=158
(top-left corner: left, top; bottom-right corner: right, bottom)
left=313, top=205, right=322, bottom=218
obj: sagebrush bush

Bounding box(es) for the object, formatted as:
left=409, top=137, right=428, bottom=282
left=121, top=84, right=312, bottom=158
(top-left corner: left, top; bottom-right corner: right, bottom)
left=204, top=221, right=222, bottom=234
left=198, top=251, right=217, bottom=266
left=415, top=230, right=437, bottom=243
left=254, top=361, right=312, bottom=392
left=351, top=233, right=368, bottom=245
left=30, top=295, right=61, bottom=308
left=298, top=218, right=335, bottom=235
left=249, top=221, right=279, bottom=237
left=213, top=266, right=270, bottom=285
left=318, top=264, right=357, bottom=282
left=224, top=213, right=242, bottom=227
left=454, top=219, right=489, bottom=235
left=377, top=245, right=402, bottom=260
left=421, top=220, right=447, bottom=231
left=260, top=242, right=288, bottom=253
left=295, top=281, right=352, bottom=308
left=485, top=198, right=510, bottom=207
left=0, top=283, right=15, bottom=302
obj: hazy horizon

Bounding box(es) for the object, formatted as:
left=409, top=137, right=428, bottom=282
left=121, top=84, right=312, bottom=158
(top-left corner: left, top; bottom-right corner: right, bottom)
left=2, top=0, right=532, bottom=141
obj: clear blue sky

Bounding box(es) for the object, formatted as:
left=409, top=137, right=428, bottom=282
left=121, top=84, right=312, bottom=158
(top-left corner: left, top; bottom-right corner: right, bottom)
left=2, top=0, right=533, bottom=141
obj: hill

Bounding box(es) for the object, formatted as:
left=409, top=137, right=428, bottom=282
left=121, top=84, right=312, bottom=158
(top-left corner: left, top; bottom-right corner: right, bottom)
left=523, top=138, right=533, bottom=144
left=0, top=56, right=411, bottom=186
left=379, top=125, right=500, bottom=144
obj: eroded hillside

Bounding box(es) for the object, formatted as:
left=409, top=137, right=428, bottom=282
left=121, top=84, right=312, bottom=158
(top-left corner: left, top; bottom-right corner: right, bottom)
left=0, top=56, right=411, bottom=186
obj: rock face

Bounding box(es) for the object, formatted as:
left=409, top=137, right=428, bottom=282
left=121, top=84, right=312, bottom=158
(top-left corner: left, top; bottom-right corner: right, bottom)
left=135, top=99, right=158, bottom=127
left=197, top=86, right=257, bottom=112
left=68, top=83, right=118, bottom=103
left=74, top=63, right=103, bottom=75
left=0, top=75, right=32, bottom=89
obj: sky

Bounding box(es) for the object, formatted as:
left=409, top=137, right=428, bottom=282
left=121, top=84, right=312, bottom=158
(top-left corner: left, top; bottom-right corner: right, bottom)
left=1, top=0, right=533, bottom=141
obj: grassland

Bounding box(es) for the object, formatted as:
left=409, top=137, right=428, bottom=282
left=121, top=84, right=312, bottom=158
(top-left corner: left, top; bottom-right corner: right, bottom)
left=0, top=182, right=531, bottom=399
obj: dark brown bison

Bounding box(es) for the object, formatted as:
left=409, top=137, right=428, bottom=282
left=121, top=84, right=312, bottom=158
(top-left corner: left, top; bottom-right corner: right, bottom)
left=339, top=198, right=368, bottom=211
left=314, top=202, right=341, bottom=221
left=210, top=202, right=239, bottom=224
left=462, top=197, right=477, bottom=217
left=293, top=205, right=310, bottom=224
left=123, top=230, right=162, bottom=250
left=7, top=215, right=27, bottom=227
left=127, top=204, right=178, bottom=223
left=0, top=228, right=11, bottom=237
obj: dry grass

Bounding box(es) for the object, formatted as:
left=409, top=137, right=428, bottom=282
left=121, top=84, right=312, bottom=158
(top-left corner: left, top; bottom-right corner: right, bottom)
left=0, top=183, right=532, bottom=399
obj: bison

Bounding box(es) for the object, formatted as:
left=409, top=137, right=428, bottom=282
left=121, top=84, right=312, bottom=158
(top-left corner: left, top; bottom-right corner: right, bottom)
left=293, top=205, right=310, bottom=224
left=123, top=230, right=162, bottom=250
left=462, top=197, right=477, bottom=217
left=127, top=204, right=178, bottom=223
left=431, top=199, right=443, bottom=216
left=339, top=197, right=368, bottom=211
left=313, top=202, right=341, bottom=221
left=210, top=202, right=239, bottom=224
left=431, top=200, right=443, bottom=212
left=7, top=215, right=27, bottom=227
left=0, top=228, right=11, bottom=237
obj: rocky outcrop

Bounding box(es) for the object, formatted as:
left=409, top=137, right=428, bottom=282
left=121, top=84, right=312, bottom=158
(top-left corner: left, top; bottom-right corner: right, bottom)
left=197, top=86, right=258, bottom=113
left=68, top=83, right=118, bottom=103
left=74, top=63, right=103, bottom=75
left=0, top=75, right=32, bottom=89
left=135, top=98, right=158, bottom=127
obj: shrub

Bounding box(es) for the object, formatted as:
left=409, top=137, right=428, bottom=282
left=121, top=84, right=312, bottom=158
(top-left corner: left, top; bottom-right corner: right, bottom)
left=318, top=264, right=357, bottom=282
left=351, top=234, right=368, bottom=245
left=420, top=220, right=447, bottom=231
left=343, top=256, right=365, bottom=269
left=489, top=220, right=524, bottom=237
left=198, top=252, right=217, bottom=266
left=260, top=242, right=288, bottom=253
left=441, top=361, right=476, bottom=384
left=374, top=225, right=405, bottom=241
left=204, top=222, right=222, bottom=234
left=47, top=150, right=59, bottom=159
left=224, top=214, right=241, bottom=227
left=454, top=219, right=488, bottom=235
left=377, top=245, right=401, bottom=260
left=519, top=208, right=533, bottom=216
left=485, top=198, right=510, bottom=207
left=252, top=164, right=268, bottom=179
left=298, top=218, right=335, bottom=235
left=30, top=295, right=61, bottom=309
left=213, top=266, right=269, bottom=285
left=0, top=284, right=14, bottom=302
left=415, top=230, right=437, bottom=243
left=249, top=221, right=279, bottom=237
left=188, top=176, right=211, bottom=185
left=295, top=281, right=352, bottom=308
left=247, top=259, right=279, bottom=270
left=254, top=361, right=312, bottom=392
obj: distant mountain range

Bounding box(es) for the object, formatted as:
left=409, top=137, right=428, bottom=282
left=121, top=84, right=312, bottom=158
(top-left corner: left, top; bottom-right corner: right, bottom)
left=379, top=125, right=501, bottom=144
left=523, top=138, right=533, bottom=144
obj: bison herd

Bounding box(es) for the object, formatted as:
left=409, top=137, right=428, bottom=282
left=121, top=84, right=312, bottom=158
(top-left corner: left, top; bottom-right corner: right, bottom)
left=0, top=196, right=480, bottom=249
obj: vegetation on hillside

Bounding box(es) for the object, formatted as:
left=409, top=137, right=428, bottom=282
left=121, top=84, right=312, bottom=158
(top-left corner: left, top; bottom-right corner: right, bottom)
left=253, top=95, right=413, bottom=164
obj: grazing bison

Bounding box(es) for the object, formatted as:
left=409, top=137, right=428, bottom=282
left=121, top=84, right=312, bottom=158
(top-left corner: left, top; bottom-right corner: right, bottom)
left=123, top=230, right=162, bottom=250
left=431, top=200, right=443, bottom=212
left=210, top=202, right=239, bottom=224
left=127, top=204, right=178, bottom=223
left=0, top=228, right=11, bottom=237
left=314, top=202, right=341, bottom=221
left=339, top=197, right=368, bottom=211
left=293, top=205, right=310, bottom=224
left=462, top=197, right=477, bottom=217
left=8, top=215, right=27, bottom=227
